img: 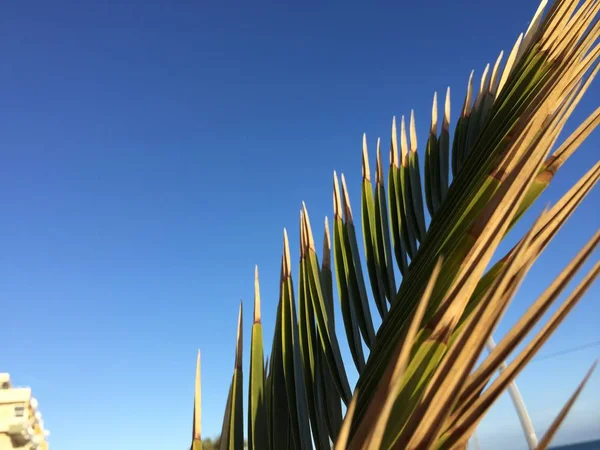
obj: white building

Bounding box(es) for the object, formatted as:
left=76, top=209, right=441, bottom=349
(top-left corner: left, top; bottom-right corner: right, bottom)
left=0, top=374, right=49, bottom=450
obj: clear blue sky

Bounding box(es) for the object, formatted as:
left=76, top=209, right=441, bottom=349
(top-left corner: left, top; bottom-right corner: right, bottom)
left=1, top=1, right=598, bottom=449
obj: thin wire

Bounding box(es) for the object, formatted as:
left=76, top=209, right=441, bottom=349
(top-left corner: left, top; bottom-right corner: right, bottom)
left=533, top=340, right=600, bottom=362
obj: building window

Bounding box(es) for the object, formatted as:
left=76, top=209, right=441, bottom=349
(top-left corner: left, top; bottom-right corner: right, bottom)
left=15, top=406, right=25, bottom=417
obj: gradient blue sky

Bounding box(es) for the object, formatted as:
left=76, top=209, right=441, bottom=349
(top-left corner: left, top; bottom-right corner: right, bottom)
left=1, top=1, right=598, bottom=449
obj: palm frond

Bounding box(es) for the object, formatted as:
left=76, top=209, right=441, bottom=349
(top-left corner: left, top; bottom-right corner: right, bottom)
left=192, top=1, right=600, bottom=448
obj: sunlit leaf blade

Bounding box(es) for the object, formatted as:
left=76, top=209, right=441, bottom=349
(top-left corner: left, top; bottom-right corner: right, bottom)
left=452, top=226, right=600, bottom=425
left=340, top=173, right=378, bottom=345
left=472, top=235, right=600, bottom=394
left=438, top=90, right=451, bottom=201
left=333, top=394, right=358, bottom=450
left=399, top=116, right=420, bottom=256
left=353, top=9, right=600, bottom=425
left=438, top=258, right=600, bottom=449
left=376, top=264, right=443, bottom=449
left=481, top=59, right=499, bottom=124
left=321, top=217, right=335, bottom=321
left=521, top=0, right=546, bottom=51
left=393, top=119, right=415, bottom=261
left=443, top=163, right=600, bottom=386
left=497, top=33, right=524, bottom=98
left=362, top=139, right=388, bottom=316
left=452, top=71, right=474, bottom=177
left=510, top=63, right=600, bottom=227
left=280, top=230, right=313, bottom=450
left=406, top=111, right=428, bottom=242
left=374, top=140, right=396, bottom=308
left=334, top=175, right=366, bottom=370
left=191, top=350, right=202, bottom=450
left=552, top=105, right=600, bottom=166
left=320, top=218, right=343, bottom=440
left=512, top=108, right=600, bottom=225
left=427, top=164, right=600, bottom=446
left=379, top=337, right=448, bottom=448
left=269, top=294, right=290, bottom=450
left=485, top=51, right=504, bottom=113
left=486, top=163, right=599, bottom=293
left=425, top=92, right=441, bottom=215
left=401, top=213, right=547, bottom=450
left=351, top=260, right=443, bottom=450
left=249, top=268, right=268, bottom=450
left=484, top=336, right=539, bottom=450
left=313, top=370, right=332, bottom=449
left=298, top=215, right=330, bottom=450
left=316, top=345, right=340, bottom=443
left=218, top=381, right=233, bottom=450
left=388, top=210, right=527, bottom=447
left=229, top=304, right=244, bottom=450
left=385, top=209, right=539, bottom=448
left=354, top=103, right=556, bottom=429
left=303, top=204, right=353, bottom=404
left=464, top=64, right=491, bottom=159
left=219, top=306, right=245, bottom=450
left=388, top=118, right=410, bottom=275
left=534, top=362, right=598, bottom=450
left=264, top=356, right=272, bottom=440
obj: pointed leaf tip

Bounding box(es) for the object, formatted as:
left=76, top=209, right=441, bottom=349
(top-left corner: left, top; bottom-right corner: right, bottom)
left=333, top=171, right=342, bottom=219
left=302, top=202, right=316, bottom=251
left=400, top=115, right=409, bottom=166
left=410, top=110, right=417, bottom=152
left=480, top=63, right=490, bottom=93
left=235, top=302, right=243, bottom=369
left=490, top=51, right=504, bottom=94
left=195, top=349, right=201, bottom=387
left=536, top=361, right=598, bottom=449
left=498, top=33, right=523, bottom=96
left=283, top=228, right=292, bottom=278
left=444, top=87, right=451, bottom=129
left=376, top=138, right=383, bottom=185
left=463, top=71, right=475, bottom=115
left=323, top=215, right=331, bottom=269
left=193, top=348, right=202, bottom=440
left=340, top=173, right=354, bottom=223
left=254, top=266, right=261, bottom=323
left=362, top=135, right=371, bottom=181
left=431, top=92, right=438, bottom=134
left=196, top=349, right=201, bottom=379
left=391, top=116, right=399, bottom=166
left=301, top=208, right=313, bottom=258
